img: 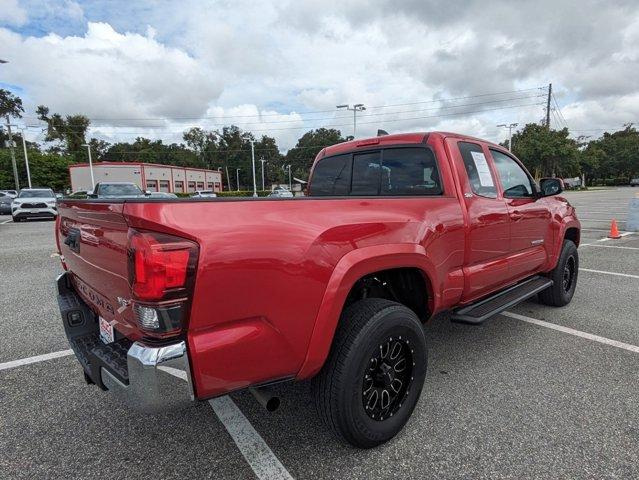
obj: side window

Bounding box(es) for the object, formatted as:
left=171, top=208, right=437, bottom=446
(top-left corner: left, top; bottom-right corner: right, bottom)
left=380, top=148, right=442, bottom=195
left=351, top=151, right=381, bottom=195
left=310, top=154, right=351, bottom=196
left=458, top=142, right=497, bottom=198
left=490, top=149, right=534, bottom=198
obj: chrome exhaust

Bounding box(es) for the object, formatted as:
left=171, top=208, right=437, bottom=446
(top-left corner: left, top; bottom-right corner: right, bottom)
left=249, top=386, right=280, bottom=412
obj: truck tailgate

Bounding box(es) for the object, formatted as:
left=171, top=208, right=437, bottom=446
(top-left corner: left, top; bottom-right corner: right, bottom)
left=56, top=201, right=142, bottom=340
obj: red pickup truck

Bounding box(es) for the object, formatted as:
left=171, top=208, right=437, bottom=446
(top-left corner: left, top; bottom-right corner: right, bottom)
left=55, top=131, right=580, bottom=448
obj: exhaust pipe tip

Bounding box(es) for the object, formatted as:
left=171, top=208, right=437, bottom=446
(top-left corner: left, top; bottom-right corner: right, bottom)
left=249, top=386, right=280, bottom=412
left=265, top=396, right=280, bottom=412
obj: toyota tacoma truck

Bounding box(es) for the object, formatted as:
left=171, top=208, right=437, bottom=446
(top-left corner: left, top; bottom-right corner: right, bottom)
left=55, top=132, right=580, bottom=448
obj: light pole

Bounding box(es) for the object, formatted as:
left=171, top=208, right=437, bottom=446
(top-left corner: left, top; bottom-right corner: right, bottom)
left=250, top=140, right=258, bottom=197
left=8, top=124, right=32, bottom=188
left=236, top=168, right=241, bottom=192
left=497, top=123, right=518, bottom=151
left=286, top=165, right=292, bottom=191
left=336, top=104, right=366, bottom=138
left=4, top=117, right=19, bottom=190
left=81, top=143, right=95, bottom=189
left=259, top=157, right=266, bottom=191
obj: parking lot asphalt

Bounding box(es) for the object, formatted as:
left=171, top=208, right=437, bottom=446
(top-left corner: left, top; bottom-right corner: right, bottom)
left=1, top=187, right=638, bottom=479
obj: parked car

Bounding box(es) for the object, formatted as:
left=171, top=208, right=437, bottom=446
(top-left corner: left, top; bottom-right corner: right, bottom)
left=54, top=131, right=580, bottom=448
left=268, top=186, right=294, bottom=197
left=12, top=188, right=58, bottom=221
left=0, top=189, right=18, bottom=198
left=89, top=182, right=145, bottom=199
left=66, top=190, right=92, bottom=199
left=191, top=190, right=217, bottom=198
left=631, top=178, right=639, bottom=187
left=148, top=191, right=178, bottom=199
left=0, top=192, right=13, bottom=214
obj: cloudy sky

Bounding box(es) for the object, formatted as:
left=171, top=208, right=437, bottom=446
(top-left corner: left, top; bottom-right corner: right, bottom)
left=1, top=0, right=638, bottom=150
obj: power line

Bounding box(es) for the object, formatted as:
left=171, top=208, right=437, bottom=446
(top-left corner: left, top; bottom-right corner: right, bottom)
left=20, top=86, right=547, bottom=123
left=78, top=101, right=545, bottom=135
left=32, top=93, right=547, bottom=132
left=551, top=93, right=569, bottom=129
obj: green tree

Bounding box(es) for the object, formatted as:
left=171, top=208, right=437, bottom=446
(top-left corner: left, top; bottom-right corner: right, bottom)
left=0, top=89, right=24, bottom=120
left=0, top=149, right=74, bottom=191
left=183, top=127, right=219, bottom=167
left=36, top=105, right=90, bottom=159
left=510, top=124, right=581, bottom=178
left=284, top=128, right=346, bottom=180
left=88, top=138, right=111, bottom=160
left=584, top=125, right=639, bottom=181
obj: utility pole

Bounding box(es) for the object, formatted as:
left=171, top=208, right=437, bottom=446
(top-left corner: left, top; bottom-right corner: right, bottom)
left=225, top=166, right=231, bottom=191
left=250, top=140, right=258, bottom=197
left=336, top=104, right=366, bottom=137
left=497, top=123, right=518, bottom=151
left=287, top=165, right=292, bottom=191
left=236, top=168, right=241, bottom=192
left=21, top=130, right=31, bottom=188
left=8, top=124, right=32, bottom=188
left=545, top=83, right=552, bottom=129
left=4, top=117, right=19, bottom=190
left=259, top=157, right=266, bottom=191
left=81, top=143, right=95, bottom=189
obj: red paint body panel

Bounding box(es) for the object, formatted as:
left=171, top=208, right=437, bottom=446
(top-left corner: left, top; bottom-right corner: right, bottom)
left=55, top=131, right=579, bottom=401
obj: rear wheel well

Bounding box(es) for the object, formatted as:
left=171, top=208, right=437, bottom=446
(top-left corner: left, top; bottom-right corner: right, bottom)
left=565, top=227, right=580, bottom=246
left=344, top=268, right=431, bottom=321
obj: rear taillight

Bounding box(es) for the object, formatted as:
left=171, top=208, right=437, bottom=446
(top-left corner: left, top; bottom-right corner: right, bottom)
left=127, top=229, right=198, bottom=338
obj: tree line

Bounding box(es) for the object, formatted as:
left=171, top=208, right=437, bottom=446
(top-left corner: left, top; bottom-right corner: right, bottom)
left=1, top=88, right=637, bottom=191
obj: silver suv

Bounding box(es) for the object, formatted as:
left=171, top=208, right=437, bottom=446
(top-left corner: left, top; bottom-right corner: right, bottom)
left=12, top=188, right=58, bottom=222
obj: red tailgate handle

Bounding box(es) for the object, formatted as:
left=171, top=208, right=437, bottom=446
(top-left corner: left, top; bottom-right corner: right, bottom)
left=510, top=211, right=524, bottom=221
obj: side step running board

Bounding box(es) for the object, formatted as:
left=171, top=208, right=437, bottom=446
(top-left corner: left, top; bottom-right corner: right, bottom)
left=451, top=276, right=553, bottom=325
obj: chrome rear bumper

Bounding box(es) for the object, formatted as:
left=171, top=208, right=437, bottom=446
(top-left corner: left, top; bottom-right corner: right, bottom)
left=100, top=340, right=195, bottom=413
left=57, top=272, right=195, bottom=413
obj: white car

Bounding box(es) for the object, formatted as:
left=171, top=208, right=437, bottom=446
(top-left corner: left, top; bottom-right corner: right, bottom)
left=191, top=190, right=217, bottom=198
left=148, top=191, right=178, bottom=198
left=268, top=187, right=294, bottom=198
left=0, top=189, right=18, bottom=198
left=12, top=188, right=58, bottom=222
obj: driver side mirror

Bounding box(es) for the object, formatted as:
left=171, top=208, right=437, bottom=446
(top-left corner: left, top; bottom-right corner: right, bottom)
left=539, top=178, right=563, bottom=197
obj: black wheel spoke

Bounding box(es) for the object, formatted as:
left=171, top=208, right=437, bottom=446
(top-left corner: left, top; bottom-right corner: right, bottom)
left=362, top=336, right=413, bottom=421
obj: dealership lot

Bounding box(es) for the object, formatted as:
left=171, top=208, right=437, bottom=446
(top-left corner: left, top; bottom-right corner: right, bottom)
left=1, top=188, right=638, bottom=479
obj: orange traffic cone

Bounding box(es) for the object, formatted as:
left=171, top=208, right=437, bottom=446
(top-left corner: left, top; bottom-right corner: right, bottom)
left=608, top=219, right=622, bottom=239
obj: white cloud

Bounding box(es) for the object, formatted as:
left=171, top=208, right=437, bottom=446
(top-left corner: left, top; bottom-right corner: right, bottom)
left=1, top=22, right=221, bottom=120
left=2, top=0, right=639, bottom=150
left=0, top=0, right=27, bottom=26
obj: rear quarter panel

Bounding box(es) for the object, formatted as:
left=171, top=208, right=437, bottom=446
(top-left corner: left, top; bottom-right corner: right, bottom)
left=123, top=195, right=464, bottom=399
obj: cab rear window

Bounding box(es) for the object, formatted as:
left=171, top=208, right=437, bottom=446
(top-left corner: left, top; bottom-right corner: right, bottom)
left=309, top=154, right=351, bottom=195
left=310, top=147, right=442, bottom=196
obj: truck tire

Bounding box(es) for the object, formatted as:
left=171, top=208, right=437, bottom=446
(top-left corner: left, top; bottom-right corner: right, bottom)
left=312, top=298, right=427, bottom=448
left=538, top=240, right=579, bottom=307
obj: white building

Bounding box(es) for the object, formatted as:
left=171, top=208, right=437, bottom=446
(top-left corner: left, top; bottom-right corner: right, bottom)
left=69, top=162, right=223, bottom=194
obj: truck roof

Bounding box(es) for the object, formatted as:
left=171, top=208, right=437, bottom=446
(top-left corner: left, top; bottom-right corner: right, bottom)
left=320, top=131, right=504, bottom=158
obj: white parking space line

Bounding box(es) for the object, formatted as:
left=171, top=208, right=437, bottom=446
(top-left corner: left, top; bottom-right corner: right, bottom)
left=503, top=312, right=639, bottom=354
left=1, top=218, right=12, bottom=224
left=581, top=228, right=631, bottom=233
left=0, top=349, right=73, bottom=371
left=580, top=268, right=639, bottom=279
left=210, top=396, right=294, bottom=480
left=596, top=232, right=634, bottom=242
left=581, top=243, right=639, bottom=250
left=0, top=347, right=293, bottom=480
left=579, top=217, right=626, bottom=222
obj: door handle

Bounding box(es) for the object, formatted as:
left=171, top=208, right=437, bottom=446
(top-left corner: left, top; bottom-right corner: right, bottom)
left=510, top=211, right=523, bottom=221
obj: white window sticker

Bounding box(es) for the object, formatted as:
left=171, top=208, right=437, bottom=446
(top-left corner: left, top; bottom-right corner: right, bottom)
left=470, top=151, right=494, bottom=187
